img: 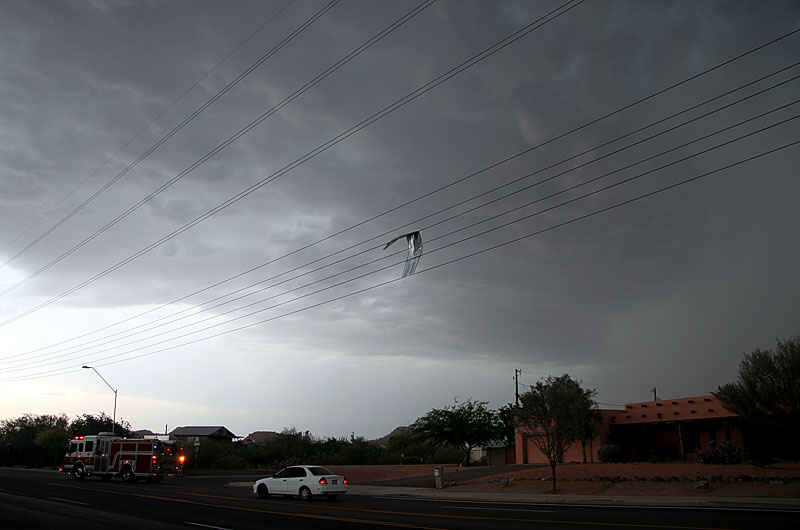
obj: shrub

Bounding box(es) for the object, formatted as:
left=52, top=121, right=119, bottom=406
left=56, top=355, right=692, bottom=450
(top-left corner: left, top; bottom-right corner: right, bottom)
left=597, top=444, right=622, bottom=463
left=696, top=441, right=743, bottom=465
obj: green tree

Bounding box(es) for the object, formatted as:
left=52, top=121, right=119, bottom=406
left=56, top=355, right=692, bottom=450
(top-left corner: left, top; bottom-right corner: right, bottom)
left=516, top=375, right=597, bottom=493
left=68, top=412, right=132, bottom=438
left=497, top=403, right=519, bottom=447
left=577, top=407, right=603, bottom=464
left=0, top=414, right=69, bottom=467
left=35, top=425, right=70, bottom=469
left=413, top=398, right=502, bottom=466
left=714, top=336, right=800, bottom=462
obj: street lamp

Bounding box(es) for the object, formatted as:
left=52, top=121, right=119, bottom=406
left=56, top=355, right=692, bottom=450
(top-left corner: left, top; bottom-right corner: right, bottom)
left=82, top=366, right=118, bottom=434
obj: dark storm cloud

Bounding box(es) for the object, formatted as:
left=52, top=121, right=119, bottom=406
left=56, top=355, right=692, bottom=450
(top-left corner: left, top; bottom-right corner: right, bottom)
left=0, top=0, right=799, bottom=431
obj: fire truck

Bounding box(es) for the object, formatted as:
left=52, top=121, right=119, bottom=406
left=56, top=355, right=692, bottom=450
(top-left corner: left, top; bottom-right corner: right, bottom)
left=61, top=432, right=185, bottom=483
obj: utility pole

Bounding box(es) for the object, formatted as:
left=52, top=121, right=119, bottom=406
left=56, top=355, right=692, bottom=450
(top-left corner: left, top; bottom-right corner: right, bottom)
left=514, top=369, right=522, bottom=407
left=653, top=387, right=658, bottom=401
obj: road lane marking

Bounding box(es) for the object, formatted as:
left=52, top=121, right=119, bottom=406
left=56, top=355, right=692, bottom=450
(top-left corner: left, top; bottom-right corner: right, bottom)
left=442, top=505, right=553, bottom=513
left=51, top=483, right=449, bottom=530
left=49, top=483, right=754, bottom=529
left=185, top=522, right=235, bottom=530
left=47, top=497, right=88, bottom=505
left=382, top=495, right=800, bottom=513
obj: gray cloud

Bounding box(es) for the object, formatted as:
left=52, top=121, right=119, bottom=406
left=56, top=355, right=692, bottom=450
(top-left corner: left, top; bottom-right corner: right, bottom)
left=0, top=0, right=798, bottom=437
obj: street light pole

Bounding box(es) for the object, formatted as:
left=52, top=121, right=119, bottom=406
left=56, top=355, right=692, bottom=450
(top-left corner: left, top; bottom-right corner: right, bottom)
left=82, top=366, right=118, bottom=434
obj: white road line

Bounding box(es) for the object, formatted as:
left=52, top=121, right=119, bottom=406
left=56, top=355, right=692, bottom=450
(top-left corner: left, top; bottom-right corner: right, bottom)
left=379, top=496, right=800, bottom=513
left=442, top=504, right=552, bottom=513
left=185, top=522, right=235, bottom=530
left=47, top=497, right=88, bottom=506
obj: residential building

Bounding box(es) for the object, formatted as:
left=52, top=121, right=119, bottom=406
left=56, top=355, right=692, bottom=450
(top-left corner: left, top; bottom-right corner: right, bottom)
left=516, top=395, right=743, bottom=464
left=169, top=426, right=239, bottom=445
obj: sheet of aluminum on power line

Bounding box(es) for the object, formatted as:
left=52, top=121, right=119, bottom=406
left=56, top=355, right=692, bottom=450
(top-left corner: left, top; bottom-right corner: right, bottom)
left=383, top=231, right=423, bottom=278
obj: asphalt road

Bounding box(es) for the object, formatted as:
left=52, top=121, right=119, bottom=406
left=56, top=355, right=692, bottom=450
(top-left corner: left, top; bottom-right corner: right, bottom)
left=0, top=468, right=797, bottom=530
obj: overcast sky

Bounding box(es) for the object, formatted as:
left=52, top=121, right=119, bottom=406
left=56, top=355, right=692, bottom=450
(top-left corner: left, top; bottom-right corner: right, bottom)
left=1, top=0, right=798, bottom=440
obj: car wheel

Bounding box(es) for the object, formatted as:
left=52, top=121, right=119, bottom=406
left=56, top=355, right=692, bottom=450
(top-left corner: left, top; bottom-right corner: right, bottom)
left=325, top=494, right=338, bottom=501
left=71, top=465, right=85, bottom=480
left=121, top=467, right=135, bottom=483
left=299, top=486, right=312, bottom=501
left=256, top=484, right=270, bottom=499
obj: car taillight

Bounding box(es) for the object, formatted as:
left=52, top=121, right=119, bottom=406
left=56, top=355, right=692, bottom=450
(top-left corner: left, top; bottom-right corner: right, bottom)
left=319, top=478, right=327, bottom=485
left=343, top=477, right=348, bottom=485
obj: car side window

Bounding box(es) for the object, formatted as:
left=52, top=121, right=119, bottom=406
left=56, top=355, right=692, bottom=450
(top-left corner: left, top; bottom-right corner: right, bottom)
left=274, top=468, right=291, bottom=478
left=290, top=467, right=307, bottom=478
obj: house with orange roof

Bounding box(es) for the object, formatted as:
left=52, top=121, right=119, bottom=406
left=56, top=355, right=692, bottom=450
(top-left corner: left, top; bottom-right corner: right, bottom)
left=515, top=395, right=743, bottom=464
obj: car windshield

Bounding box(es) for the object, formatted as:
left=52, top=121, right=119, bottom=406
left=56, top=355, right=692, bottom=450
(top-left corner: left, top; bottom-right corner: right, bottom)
left=308, top=466, right=334, bottom=476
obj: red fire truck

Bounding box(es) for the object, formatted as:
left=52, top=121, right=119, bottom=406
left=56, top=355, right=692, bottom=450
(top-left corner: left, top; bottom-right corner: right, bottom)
left=61, top=432, right=185, bottom=483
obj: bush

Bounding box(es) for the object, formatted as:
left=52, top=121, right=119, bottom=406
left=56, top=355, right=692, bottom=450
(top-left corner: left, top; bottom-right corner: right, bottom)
left=696, top=441, right=743, bottom=465
left=597, top=444, right=622, bottom=463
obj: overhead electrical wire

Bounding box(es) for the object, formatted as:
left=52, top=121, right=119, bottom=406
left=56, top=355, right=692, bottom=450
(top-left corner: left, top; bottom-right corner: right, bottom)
left=4, top=100, right=800, bottom=372
left=3, top=131, right=797, bottom=382
left=8, top=84, right=799, bottom=371
left=0, top=0, right=296, bottom=267
left=0, top=53, right=800, bottom=364
left=0, top=0, right=584, bottom=323
left=4, top=56, right=797, bottom=364
left=7, top=106, right=797, bottom=372
left=3, top=16, right=794, bottom=340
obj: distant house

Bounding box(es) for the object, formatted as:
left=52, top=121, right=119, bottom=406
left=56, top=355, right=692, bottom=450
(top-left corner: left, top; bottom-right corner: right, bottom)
left=516, top=395, right=743, bottom=464
left=242, top=431, right=279, bottom=445
left=470, top=440, right=515, bottom=466
left=170, top=426, right=239, bottom=445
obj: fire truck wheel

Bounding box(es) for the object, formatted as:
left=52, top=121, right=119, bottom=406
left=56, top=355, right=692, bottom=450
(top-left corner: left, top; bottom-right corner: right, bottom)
left=256, top=484, right=270, bottom=499
left=299, top=486, right=312, bottom=501
left=121, top=467, right=136, bottom=483
left=71, top=464, right=85, bottom=480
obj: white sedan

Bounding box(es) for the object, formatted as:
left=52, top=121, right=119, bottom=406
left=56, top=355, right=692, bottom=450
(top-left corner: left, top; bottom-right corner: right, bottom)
left=253, top=465, right=347, bottom=501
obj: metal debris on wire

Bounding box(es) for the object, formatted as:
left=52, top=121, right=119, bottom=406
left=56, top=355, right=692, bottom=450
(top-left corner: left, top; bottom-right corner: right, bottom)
left=384, top=231, right=423, bottom=278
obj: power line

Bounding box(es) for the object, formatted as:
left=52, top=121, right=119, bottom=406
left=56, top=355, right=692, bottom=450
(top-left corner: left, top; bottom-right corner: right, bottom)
left=4, top=121, right=797, bottom=379
left=15, top=97, right=795, bottom=370
left=0, top=0, right=295, bottom=266
left=0, top=0, right=583, bottom=324
left=8, top=82, right=796, bottom=368
left=5, top=62, right=797, bottom=365
left=0, top=0, right=341, bottom=274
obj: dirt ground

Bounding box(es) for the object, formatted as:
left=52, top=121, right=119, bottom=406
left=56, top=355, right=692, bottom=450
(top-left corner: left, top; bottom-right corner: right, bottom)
left=329, top=462, right=800, bottom=498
